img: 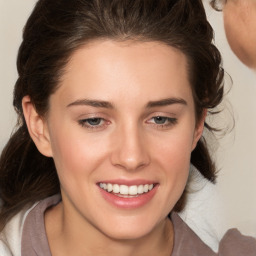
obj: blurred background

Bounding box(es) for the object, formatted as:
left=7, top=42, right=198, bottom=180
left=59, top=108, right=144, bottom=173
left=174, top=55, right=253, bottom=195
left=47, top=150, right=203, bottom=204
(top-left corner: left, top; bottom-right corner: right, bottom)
left=1, top=0, right=256, bottom=238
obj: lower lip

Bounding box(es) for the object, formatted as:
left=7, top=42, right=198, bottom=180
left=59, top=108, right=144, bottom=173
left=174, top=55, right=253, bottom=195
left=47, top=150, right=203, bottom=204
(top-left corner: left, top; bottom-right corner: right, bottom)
left=99, top=185, right=158, bottom=209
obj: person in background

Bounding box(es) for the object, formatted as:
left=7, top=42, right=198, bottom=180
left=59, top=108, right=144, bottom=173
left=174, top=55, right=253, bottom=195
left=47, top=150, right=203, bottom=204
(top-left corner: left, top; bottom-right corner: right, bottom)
left=211, top=0, right=256, bottom=70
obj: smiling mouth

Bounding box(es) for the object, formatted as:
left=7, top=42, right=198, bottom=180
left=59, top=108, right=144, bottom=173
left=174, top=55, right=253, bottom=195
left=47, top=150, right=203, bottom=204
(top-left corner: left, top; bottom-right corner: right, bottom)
left=99, top=183, right=155, bottom=197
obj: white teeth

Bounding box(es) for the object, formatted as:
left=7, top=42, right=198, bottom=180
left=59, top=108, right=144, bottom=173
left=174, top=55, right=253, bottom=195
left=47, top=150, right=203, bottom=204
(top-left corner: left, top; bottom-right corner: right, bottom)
left=113, top=184, right=120, bottom=193
left=137, top=185, right=144, bottom=194
left=99, top=183, right=154, bottom=196
left=144, top=184, right=149, bottom=193
left=129, top=185, right=137, bottom=195
left=107, top=183, right=113, bottom=192
left=100, top=183, right=107, bottom=189
left=120, top=185, right=129, bottom=195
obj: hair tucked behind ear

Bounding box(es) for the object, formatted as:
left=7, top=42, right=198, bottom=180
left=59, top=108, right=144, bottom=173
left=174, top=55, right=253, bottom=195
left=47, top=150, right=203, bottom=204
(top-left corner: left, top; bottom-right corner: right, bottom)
left=0, top=124, right=59, bottom=229
left=0, top=0, right=225, bottom=226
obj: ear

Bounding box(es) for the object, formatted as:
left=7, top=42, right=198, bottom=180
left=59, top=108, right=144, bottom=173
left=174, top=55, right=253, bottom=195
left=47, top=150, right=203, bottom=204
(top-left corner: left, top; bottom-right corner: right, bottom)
left=22, top=96, right=53, bottom=157
left=191, top=109, right=207, bottom=151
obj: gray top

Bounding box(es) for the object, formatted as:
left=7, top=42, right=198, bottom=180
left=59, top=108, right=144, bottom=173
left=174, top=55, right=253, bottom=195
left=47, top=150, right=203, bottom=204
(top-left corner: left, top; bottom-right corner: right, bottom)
left=21, top=195, right=60, bottom=256
left=21, top=195, right=256, bottom=256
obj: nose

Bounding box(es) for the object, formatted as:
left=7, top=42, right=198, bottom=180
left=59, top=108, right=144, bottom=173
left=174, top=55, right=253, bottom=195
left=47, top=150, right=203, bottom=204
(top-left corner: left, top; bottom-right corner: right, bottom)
left=110, top=124, right=150, bottom=171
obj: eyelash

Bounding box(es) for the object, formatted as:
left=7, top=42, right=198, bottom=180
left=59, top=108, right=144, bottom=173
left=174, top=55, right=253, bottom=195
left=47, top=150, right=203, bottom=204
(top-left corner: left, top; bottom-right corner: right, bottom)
left=147, top=116, right=178, bottom=129
left=78, top=118, right=108, bottom=130
left=78, top=116, right=177, bottom=131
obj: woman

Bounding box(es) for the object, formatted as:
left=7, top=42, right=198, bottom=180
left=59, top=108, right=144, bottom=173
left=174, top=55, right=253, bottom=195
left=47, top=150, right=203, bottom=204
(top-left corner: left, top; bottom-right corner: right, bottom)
left=0, top=0, right=255, bottom=255
left=211, top=0, right=256, bottom=70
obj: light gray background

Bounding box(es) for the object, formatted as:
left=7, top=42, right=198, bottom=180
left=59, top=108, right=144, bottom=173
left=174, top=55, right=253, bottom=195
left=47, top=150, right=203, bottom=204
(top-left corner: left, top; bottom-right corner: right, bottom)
left=1, top=0, right=256, bottom=237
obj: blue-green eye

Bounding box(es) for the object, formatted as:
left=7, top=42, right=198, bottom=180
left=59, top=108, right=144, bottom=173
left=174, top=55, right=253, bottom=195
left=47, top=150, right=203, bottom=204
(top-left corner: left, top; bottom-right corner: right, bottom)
left=78, top=118, right=106, bottom=129
left=86, top=118, right=102, bottom=126
left=153, top=116, right=168, bottom=124
left=147, top=116, right=177, bottom=128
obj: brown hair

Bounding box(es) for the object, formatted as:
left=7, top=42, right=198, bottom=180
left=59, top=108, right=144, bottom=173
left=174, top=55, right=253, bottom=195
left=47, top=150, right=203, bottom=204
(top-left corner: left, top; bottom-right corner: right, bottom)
left=0, top=0, right=224, bottom=227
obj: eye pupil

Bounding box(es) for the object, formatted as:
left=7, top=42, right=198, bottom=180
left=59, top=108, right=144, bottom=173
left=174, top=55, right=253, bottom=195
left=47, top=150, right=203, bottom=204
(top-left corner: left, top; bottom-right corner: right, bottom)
left=87, top=118, right=101, bottom=125
left=154, top=116, right=167, bottom=124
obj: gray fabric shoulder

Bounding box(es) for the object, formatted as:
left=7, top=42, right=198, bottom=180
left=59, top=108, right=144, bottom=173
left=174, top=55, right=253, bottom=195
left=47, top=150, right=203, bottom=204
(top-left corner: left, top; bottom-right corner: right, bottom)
left=0, top=203, right=39, bottom=256
left=179, top=165, right=224, bottom=252
left=171, top=212, right=217, bottom=256
left=21, top=194, right=61, bottom=256
left=219, top=228, right=256, bottom=256
left=172, top=212, right=256, bottom=255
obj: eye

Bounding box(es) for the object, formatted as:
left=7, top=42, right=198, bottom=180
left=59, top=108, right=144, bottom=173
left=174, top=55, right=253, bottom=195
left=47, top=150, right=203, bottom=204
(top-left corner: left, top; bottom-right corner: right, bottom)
left=147, top=116, right=177, bottom=129
left=78, top=117, right=109, bottom=130
left=153, top=116, right=169, bottom=124
left=86, top=118, right=102, bottom=126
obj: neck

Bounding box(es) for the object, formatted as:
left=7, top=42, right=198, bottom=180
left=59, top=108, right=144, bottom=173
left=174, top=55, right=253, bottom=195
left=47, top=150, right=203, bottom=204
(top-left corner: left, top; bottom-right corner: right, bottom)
left=45, top=202, right=174, bottom=256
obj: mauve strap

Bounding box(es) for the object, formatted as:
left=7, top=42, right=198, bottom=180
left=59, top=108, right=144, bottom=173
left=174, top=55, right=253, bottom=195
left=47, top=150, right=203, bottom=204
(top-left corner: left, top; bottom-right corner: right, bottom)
left=21, top=194, right=61, bottom=256
left=171, top=212, right=217, bottom=256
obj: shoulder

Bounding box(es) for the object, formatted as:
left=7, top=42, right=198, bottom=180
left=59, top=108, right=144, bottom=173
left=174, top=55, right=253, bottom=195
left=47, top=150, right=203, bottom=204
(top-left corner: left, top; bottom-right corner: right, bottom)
left=172, top=212, right=256, bottom=256
left=0, top=203, right=38, bottom=256
left=179, top=166, right=226, bottom=251
left=0, top=194, right=61, bottom=256
left=179, top=166, right=256, bottom=255
left=21, top=194, right=61, bottom=255
left=219, top=228, right=256, bottom=256
left=171, top=212, right=217, bottom=256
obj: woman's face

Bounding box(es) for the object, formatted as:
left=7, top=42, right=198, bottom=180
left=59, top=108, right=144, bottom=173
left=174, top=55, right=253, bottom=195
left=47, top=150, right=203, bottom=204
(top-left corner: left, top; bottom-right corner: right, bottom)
left=223, top=0, right=256, bottom=69
left=42, top=40, right=204, bottom=240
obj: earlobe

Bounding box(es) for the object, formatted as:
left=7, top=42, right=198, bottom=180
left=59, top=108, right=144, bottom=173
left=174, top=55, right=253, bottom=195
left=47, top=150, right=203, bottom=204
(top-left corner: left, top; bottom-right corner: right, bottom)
left=22, top=96, right=53, bottom=157
left=192, top=109, right=207, bottom=151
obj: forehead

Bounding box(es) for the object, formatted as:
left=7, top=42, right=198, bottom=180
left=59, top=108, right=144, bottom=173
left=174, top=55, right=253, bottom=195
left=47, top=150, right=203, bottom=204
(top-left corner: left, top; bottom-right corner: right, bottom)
left=54, top=40, right=192, bottom=106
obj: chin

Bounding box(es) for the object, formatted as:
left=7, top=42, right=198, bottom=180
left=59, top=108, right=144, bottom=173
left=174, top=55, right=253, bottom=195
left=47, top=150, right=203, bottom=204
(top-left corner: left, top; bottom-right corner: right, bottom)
left=234, top=48, right=255, bottom=69
left=104, top=228, right=153, bottom=241
left=98, top=216, right=162, bottom=241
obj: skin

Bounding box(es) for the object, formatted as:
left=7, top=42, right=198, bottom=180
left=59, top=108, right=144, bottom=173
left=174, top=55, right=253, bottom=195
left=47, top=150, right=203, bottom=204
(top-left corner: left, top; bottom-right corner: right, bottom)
left=222, top=0, right=256, bottom=69
left=22, top=40, right=205, bottom=256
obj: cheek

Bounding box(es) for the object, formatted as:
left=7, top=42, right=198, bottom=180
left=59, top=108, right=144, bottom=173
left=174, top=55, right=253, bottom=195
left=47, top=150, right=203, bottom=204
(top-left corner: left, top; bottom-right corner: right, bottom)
left=49, top=126, right=109, bottom=181
left=153, top=137, right=191, bottom=214
left=152, top=126, right=195, bottom=181
left=223, top=7, right=241, bottom=49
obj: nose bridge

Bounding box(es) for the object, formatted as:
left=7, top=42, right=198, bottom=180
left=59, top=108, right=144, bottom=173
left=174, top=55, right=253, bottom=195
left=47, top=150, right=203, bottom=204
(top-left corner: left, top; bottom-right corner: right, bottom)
left=111, top=121, right=150, bottom=171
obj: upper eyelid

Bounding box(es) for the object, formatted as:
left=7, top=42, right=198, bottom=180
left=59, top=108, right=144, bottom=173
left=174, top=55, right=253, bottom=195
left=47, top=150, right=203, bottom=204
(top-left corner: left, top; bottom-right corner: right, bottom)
left=145, top=116, right=178, bottom=127
left=145, top=111, right=177, bottom=119
left=76, top=112, right=109, bottom=120
left=147, top=116, right=177, bottom=122
left=80, top=117, right=106, bottom=123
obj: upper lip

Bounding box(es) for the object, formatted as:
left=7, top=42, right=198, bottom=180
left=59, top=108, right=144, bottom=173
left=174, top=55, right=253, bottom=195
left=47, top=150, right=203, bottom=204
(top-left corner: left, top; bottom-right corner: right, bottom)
left=97, top=179, right=157, bottom=186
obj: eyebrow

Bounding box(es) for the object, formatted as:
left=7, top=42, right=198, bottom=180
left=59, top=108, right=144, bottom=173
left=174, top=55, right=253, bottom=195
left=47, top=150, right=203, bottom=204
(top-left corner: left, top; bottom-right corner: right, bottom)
left=67, top=99, right=114, bottom=108
left=67, top=97, right=187, bottom=109
left=146, top=98, right=187, bottom=108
